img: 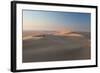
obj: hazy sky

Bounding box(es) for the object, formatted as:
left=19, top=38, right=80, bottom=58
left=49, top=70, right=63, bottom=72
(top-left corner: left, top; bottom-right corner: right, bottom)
left=23, top=10, right=91, bottom=32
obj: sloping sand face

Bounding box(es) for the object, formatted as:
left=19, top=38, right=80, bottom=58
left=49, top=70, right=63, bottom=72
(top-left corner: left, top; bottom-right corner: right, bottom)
left=53, top=30, right=71, bottom=36
left=66, top=33, right=83, bottom=37
left=23, top=36, right=43, bottom=40
left=54, top=32, right=84, bottom=38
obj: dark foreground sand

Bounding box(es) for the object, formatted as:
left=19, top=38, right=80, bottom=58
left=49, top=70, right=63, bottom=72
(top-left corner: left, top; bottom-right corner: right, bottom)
left=23, top=35, right=90, bottom=63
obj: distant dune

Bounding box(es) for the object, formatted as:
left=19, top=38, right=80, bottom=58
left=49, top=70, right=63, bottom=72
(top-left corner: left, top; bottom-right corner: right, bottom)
left=53, top=31, right=84, bottom=37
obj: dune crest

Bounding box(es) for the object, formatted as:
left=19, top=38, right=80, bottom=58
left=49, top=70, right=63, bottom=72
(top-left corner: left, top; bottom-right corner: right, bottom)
left=54, top=29, right=71, bottom=35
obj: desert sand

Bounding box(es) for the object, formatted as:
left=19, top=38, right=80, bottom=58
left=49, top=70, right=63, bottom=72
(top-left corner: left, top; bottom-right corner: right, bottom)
left=22, top=31, right=91, bottom=63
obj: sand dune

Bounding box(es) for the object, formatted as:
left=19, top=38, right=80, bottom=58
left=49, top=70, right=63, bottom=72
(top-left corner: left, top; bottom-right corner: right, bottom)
left=23, top=36, right=43, bottom=40
left=54, top=32, right=83, bottom=37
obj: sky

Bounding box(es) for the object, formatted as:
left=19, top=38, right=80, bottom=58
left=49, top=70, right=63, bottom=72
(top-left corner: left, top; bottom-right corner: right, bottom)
left=23, top=10, right=91, bottom=32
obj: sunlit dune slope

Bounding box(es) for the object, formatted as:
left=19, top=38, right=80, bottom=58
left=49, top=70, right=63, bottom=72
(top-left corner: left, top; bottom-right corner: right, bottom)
left=53, top=30, right=84, bottom=37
